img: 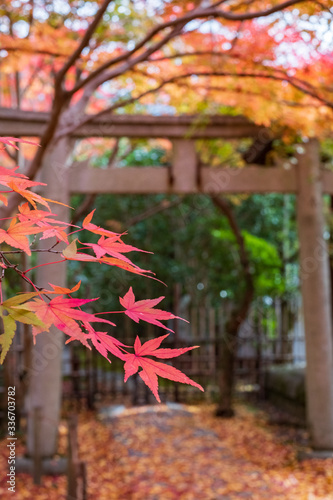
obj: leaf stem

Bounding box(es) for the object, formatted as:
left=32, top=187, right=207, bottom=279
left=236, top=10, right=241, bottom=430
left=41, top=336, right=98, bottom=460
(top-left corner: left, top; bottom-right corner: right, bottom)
left=24, top=259, right=67, bottom=273
left=0, top=248, right=63, bottom=254
left=94, top=311, right=124, bottom=315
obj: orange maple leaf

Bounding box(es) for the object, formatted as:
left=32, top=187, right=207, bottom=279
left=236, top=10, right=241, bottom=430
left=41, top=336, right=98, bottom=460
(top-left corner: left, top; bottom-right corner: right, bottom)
left=83, top=210, right=124, bottom=239
left=8, top=179, right=50, bottom=209
left=0, top=218, right=45, bottom=255
left=0, top=166, right=31, bottom=205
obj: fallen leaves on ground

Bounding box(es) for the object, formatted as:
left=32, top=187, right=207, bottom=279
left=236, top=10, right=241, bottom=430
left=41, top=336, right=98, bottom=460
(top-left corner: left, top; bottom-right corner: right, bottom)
left=0, top=403, right=333, bottom=499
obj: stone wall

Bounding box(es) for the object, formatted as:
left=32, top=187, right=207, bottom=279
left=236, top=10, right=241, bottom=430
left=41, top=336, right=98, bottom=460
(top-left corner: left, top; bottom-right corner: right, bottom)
left=264, top=365, right=306, bottom=420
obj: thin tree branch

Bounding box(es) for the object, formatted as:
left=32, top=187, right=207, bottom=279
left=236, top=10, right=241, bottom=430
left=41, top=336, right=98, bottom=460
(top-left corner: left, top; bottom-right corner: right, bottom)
left=107, top=139, right=120, bottom=167
left=169, top=80, right=320, bottom=108
left=125, top=197, right=183, bottom=229
left=55, top=78, right=178, bottom=139
left=56, top=67, right=333, bottom=140
left=70, top=0, right=305, bottom=95
left=70, top=23, right=185, bottom=94
left=1, top=47, right=70, bottom=58
left=71, top=194, right=97, bottom=225
left=149, top=50, right=227, bottom=62
left=55, top=0, right=112, bottom=87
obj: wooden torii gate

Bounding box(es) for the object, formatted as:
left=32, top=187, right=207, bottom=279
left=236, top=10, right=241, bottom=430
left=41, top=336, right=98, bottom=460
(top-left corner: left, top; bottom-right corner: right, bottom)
left=1, top=108, right=333, bottom=451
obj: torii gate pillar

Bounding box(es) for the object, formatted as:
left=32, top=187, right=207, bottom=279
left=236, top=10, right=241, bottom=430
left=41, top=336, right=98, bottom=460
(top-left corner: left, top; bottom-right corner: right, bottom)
left=25, top=138, right=71, bottom=459
left=296, top=138, right=333, bottom=450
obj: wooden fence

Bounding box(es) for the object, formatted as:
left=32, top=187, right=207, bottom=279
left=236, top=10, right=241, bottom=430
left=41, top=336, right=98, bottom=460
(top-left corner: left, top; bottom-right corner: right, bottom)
left=60, top=294, right=305, bottom=407
left=0, top=294, right=305, bottom=416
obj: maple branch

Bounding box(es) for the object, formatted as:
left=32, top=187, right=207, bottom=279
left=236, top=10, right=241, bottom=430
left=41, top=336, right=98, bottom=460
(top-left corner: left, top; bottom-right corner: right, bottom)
left=0, top=144, right=202, bottom=396
left=198, top=71, right=333, bottom=108
left=136, top=61, right=322, bottom=95
left=148, top=22, right=243, bottom=63
left=0, top=248, right=63, bottom=254
left=71, top=0, right=305, bottom=95
left=20, top=64, right=42, bottom=101
left=148, top=50, right=229, bottom=62
left=71, top=194, right=97, bottom=225
left=107, top=139, right=120, bottom=167
left=55, top=79, right=178, bottom=139
left=146, top=70, right=333, bottom=109
left=1, top=47, right=69, bottom=58
left=125, top=198, right=183, bottom=229
left=56, top=67, right=333, bottom=141
left=1, top=254, right=44, bottom=293
left=27, top=0, right=34, bottom=34
left=55, top=0, right=113, bottom=87
left=70, top=22, right=186, bottom=94
left=150, top=76, right=322, bottom=109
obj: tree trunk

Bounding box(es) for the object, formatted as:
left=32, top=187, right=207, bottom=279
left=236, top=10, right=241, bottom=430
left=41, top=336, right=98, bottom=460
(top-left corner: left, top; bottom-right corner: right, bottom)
left=25, top=137, right=71, bottom=458
left=329, top=195, right=333, bottom=323
left=216, top=325, right=237, bottom=417
left=296, top=139, right=333, bottom=450
left=211, top=196, right=254, bottom=417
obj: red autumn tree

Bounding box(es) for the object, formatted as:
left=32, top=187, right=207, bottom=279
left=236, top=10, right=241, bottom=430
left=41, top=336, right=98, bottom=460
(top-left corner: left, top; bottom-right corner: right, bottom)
left=1, top=0, right=332, bottom=460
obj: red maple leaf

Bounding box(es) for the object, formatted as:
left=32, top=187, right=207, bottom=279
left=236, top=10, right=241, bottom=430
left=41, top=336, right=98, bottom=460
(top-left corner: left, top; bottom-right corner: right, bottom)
left=85, top=323, right=128, bottom=362
left=123, top=334, right=203, bottom=402
left=0, top=165, right=27, bottom=181
left=81, top=235, right=151, bottom=264
left=21, top=296, right=115, bottom=346
left=0, top=137, right=38, bottom=150
left=119, top=287, right=187, bottom=332
left=39, top=225, right=68, bottom=243
left=0, top=167, right=32, bottom=205
left=18, top=203, right=71, bottom=243
left=17, top=205, right=70, bottom=243
left=62, top=240, right=155, bottom=277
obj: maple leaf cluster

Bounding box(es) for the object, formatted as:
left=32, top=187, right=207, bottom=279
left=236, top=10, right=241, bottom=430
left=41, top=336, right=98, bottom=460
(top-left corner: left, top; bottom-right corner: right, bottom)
left=0, top=137, right=203, bottom=402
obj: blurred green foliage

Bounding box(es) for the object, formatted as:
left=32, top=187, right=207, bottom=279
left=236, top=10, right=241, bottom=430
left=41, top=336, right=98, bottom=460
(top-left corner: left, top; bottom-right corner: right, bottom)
left=68, top=139, right=300, bottom=325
